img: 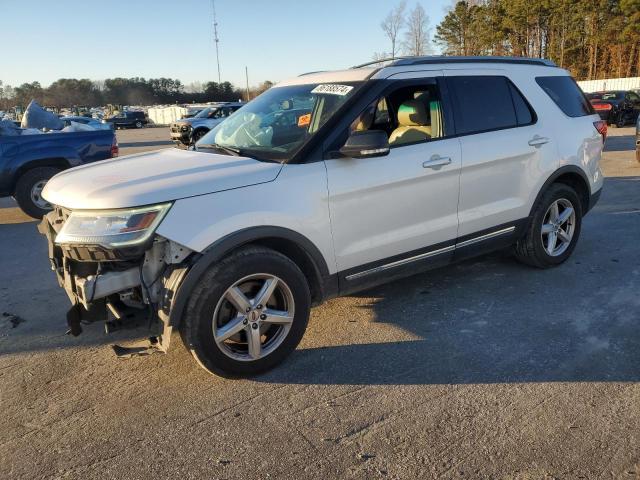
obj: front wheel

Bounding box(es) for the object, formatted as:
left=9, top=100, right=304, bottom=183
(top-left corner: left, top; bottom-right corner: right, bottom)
left=181, top=246, right=311, bottom=377
left=514, top=183, right=583, bottom=268
left=14, top=167, right=61, bottom=219
left=135, top=120, right=143, bottom=128
left=191, top=129, right=207, bottom=144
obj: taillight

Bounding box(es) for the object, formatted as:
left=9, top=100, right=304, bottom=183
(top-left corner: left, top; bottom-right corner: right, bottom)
left=593, top=120, right=607, bottom=142
left=592, top=102, right=612, bottom=111
left=110, top=137, right=119, bottom=157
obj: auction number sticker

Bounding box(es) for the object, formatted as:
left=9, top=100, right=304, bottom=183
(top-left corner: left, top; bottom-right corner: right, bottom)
left=311, top=84, right=354, bottom=96
left=297, top=113, right=311, bottom=127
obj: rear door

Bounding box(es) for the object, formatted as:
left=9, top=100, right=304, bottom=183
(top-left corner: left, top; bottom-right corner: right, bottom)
left=445, top=71, right=558, bottom=243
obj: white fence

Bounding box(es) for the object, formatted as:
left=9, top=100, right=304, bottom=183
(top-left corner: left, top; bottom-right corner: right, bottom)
left=147, top=105, right=211, bottom=125
left=577, top=77, right=640, bottom=93
left=147, top=106, right=189, bottom=125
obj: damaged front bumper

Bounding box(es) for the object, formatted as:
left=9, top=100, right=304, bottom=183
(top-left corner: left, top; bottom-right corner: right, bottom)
left=38, top=206, right=194, bottom=357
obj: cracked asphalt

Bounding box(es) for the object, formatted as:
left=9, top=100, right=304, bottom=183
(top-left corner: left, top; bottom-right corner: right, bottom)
left=0, top=126, right=638, bottom=479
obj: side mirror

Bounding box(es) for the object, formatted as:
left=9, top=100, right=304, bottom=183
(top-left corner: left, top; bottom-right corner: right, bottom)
left=339, top=130, right=390, bottom=159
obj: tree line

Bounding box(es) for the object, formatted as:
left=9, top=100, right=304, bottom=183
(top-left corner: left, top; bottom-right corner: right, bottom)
left=434, top=0, right=640, bottom=80
left=0, top=77, right=261, bottom=111
left=378, top=0, right=640, bottom=81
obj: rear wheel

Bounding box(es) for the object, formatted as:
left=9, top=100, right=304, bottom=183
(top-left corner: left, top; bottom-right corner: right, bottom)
left=515, top=183, right=582, bottom=268
left=135, top=120, right=143, bottom=128
left=181, top=246, right=311, bottom=377
left=14, top=167, right=61, bottom=219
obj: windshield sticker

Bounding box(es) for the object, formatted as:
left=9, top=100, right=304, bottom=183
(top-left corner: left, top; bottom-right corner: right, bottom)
left=297, top=113, right=311, bottom=127
left=311, top=84, right=354, bottom=96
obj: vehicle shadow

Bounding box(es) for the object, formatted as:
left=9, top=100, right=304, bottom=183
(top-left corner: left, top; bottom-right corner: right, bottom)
left=259, top=176, right=640, bottom=385
left=1, top=178, right=638, bottom=387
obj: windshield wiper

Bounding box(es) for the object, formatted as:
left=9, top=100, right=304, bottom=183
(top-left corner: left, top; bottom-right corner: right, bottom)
left=197, top=143, right=242, bottom=156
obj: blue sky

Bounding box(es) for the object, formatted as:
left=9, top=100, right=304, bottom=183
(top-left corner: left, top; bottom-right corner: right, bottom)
left=2, top=0, right=452, bottom=89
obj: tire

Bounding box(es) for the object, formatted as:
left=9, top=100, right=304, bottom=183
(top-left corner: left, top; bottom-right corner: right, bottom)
left=514, top=183, right=583, bottom=269
left=135, top=120, right=143, bottom=129
left=14, top=167, right=61, bottom=219
left=191, top=129, right=207, bottom=144
left=180, top=246, right=311, bottom=377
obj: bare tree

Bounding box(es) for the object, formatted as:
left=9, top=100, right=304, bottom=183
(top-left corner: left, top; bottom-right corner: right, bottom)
left=372, top=51, right=391, bottom=62
left=381, top=1, right=407, bottom=59
left=403, top=3, right=432, bottom=57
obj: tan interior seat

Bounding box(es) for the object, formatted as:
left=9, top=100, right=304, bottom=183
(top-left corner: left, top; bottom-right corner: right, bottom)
left=389, top=99, right=432, bottom=146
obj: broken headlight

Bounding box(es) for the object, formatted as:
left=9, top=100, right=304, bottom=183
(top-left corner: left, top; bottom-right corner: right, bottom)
left=55, top=203, right=172, bottom=248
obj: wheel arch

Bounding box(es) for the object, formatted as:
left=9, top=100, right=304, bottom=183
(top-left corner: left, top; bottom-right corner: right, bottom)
left=530, top=166, right=592, bottom=217
left=167, top=226, right=336, bottom=328
left=13, top=158, right=70, bottom=193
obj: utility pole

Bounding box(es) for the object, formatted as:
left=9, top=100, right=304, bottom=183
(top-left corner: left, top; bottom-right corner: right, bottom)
left=245, top=66, right=250, bottom=102
left=212, top=0, right=221, bottom=84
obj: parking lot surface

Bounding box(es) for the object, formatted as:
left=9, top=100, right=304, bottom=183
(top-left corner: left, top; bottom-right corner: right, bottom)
left=1, top=127, right=638, bottom=479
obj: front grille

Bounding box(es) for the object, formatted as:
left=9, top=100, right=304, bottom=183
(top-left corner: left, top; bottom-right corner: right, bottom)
left=170, top=123, right=190, bottom=133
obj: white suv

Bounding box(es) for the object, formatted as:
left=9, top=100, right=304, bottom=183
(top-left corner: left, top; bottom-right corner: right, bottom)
left=39, top=56, right=606, bottom=376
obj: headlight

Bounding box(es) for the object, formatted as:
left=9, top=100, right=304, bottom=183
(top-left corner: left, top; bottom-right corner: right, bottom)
left=55, top=203, right=172, bottom=248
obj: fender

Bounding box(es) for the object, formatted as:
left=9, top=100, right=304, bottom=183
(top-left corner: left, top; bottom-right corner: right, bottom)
left=166, top=226, right=334, bottom=327
left=528, top=165, right=593, bottom=218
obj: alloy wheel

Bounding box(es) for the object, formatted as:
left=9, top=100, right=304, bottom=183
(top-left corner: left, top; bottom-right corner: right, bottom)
left=30, top=180, right=50, bottom=210
left=212, top=274, right=295, bottom=361
left=541, top=198, right=575, bottom=257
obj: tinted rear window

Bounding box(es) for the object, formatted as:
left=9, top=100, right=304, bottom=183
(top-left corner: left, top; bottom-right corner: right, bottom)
left=535, top=76, right=594, bottom=117
left=448, top=76, right=534, bottom=135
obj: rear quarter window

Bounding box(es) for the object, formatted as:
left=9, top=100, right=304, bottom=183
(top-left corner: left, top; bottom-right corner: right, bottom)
left=535, top=76, right=595, bottom=117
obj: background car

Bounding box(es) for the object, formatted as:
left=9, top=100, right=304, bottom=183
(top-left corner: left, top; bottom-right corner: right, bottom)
left=102, top=111, right=148, bottom=129
left=170, top=102, right=243, bottom=145
left=587, top=90, right=640, bottom=127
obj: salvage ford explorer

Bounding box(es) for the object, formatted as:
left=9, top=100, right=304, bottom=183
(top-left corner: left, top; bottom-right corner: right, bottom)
left=39, top=56, right=605, bottom=377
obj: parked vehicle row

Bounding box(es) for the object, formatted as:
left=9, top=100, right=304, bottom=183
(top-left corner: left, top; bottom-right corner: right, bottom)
left=102, top=111, right=148, bottom=129
left=170, top=102, right=243, bottom=145
left=586, top=90, right=640, bottom=127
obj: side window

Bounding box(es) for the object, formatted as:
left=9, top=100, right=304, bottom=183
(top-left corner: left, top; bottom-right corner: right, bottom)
left=535, top=76, right=594, bottom=117
left=627, top=92, right=640, bottom=102
left=509, top=82, right=534, bottom=125
left=348, top=79, right=447, bottom=147
left=448, top=76, right=525, bottom=135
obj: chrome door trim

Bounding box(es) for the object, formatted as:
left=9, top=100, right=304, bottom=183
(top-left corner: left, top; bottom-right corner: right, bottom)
left=345, top=225, right=517, bottom=281
left=345, top=245, right=455, bottom=281
left=455, top=226, right=516, bottom=248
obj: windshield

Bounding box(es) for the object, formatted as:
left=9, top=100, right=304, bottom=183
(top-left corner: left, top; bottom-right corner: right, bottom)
left=197, top=82, right=361, bottom=161
left=194, top=107, right=219, bottom=118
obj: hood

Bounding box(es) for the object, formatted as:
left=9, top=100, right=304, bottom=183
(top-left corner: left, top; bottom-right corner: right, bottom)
left=42, top=148, right=282, bottom=210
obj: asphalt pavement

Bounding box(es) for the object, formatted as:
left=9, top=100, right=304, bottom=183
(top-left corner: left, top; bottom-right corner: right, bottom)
left=0, top=126, right=638, bottom=479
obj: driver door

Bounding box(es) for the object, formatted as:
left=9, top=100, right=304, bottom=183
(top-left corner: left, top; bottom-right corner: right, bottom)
left=324, top=75, right=461, bottom=288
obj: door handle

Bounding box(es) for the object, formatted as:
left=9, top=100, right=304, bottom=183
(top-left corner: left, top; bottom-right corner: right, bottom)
left=528, top=135, right=550, bottom=147
left=422, top=155, right=452, bottom=169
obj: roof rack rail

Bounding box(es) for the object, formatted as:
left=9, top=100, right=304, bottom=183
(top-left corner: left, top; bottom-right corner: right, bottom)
left=298, top=71, right=326, bottom=77
left=351, top=57, right=412, bottom=69
left=352, top=55, right=557, bottom=69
